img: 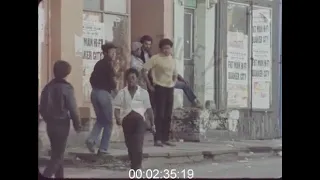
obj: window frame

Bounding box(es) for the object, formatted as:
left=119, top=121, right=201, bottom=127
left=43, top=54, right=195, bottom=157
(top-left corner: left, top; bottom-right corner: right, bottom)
left=83, top=0, right=129, bottom=17
left=183, top=8, right=195, bottom=60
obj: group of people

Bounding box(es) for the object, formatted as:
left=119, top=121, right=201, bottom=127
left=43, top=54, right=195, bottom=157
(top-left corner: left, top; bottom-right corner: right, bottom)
left=39, top=35, right=202, bottom=178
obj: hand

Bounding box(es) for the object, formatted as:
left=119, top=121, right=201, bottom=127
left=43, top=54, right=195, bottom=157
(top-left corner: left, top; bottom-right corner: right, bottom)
left=116, top=119, right=122, bottom=126
left=182, top=79, right=188, bottom=85
left=151, top=125, right=156, bottom=134
left=147, top=84, right=155, bottom=92
left=74, top=127, right=82, bottom=133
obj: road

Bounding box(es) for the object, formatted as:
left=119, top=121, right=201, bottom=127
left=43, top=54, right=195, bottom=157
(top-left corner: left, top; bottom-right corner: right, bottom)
left=39, top=156, right=281, bottom=178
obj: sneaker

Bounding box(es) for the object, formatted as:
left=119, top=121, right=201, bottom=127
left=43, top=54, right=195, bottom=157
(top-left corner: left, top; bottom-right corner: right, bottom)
left=97, top=150, right=110, bottom=157
left=154, top=140, right=163, bottom=147
left=85, top=140, right=95, bottom=153
left=192, top=99, right=203, bottom=109
left=162, top=141, right=176, bottom=147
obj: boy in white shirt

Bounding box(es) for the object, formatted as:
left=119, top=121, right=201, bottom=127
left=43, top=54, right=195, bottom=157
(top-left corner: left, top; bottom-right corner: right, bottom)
left=113, top=68, right=155, bottom=170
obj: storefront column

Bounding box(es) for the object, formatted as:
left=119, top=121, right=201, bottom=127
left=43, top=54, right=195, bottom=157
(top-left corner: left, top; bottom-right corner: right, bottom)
left=49, top=0, right=84, bottom=105
left=193, top=0, right=217, bottom=107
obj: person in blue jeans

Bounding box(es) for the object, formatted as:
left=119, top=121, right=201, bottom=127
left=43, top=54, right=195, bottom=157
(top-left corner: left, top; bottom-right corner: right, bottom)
left=85, top=43, right=118, bottom=156
left=174, top=75, right=202, bottom=108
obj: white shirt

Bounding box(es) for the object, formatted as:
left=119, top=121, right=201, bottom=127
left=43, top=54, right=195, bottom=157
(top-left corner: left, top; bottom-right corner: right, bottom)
left=130, top=55, right=144, bottom=71
left=113, top=86, right=151, bottom=121
left=144, top=51, right=150, bottom=62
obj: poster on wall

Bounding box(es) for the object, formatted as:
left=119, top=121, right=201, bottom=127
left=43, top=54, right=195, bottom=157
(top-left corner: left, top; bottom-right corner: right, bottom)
left=82, top=21, right=105, bottom=102
left=227, top=31, right=249, bottom=108
left=252, top=8, right=272, bottom=109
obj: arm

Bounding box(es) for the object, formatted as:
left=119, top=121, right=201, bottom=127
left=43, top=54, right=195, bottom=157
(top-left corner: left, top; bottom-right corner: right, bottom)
left=39, top=86, right=48, bottom=122
left=143, top=90, right=154, bottom=126
left=172, top=63, right=178, bottom=82
left=65, top=85, right=82, bottom=131
left=113, top=89, right=123, bottom=125
left=142, top=56, right=156, bottom=88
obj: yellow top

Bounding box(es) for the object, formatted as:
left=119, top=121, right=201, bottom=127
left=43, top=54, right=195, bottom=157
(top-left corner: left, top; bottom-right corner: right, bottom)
left=143, top=53, right=177, bottom=88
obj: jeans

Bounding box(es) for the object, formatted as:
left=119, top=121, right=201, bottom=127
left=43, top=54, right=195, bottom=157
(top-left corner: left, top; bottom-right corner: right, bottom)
left=154, top=85, right=174, bottom=142
left=122, top=111, right=145, bottom=170
left=86, top=88, right=113, bottom=152
left=174, top=80, right=197, bottom=103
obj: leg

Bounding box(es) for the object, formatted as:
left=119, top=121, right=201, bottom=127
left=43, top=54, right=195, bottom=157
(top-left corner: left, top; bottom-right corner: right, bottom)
left=162, top=87, right=175, bottom=146
left=147, top=88, right=156, bottom=142
left=131, top=113, right=145, bottom=169
left=86, top=89, right=103, bottom=153
left=154, top=85, right=167, bottom=145
left=86, top=121, right=103, bottom=153
left=174, top=80, right=197, bottom=104
left=98, top=91, right=114, bottom=153
left=123, top=111, right=145, bottom=169
left=43, top=125, right=69, bottom=178
left=122, top=112, right=136, bottom=169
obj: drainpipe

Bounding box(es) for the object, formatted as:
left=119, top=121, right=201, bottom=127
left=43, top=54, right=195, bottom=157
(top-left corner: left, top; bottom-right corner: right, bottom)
left=278, top=0, right=282, bottom=137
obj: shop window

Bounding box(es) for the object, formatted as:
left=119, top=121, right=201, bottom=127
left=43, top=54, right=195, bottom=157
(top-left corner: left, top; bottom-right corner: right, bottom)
left=104, top=0, right=127, bottom=13
left=226, top=2, right=250, bottom=108
left=83, top=0, right=102, bottom=11
left=227, top=3, right=249, bottom=34
left=82, top=0, right=129, bottom=101
left=103, top=14, right=129, bottom=89
left=184, top=8, right=194, bottom=60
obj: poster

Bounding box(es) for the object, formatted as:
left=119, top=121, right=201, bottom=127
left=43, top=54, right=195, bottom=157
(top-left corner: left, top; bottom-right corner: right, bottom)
left=82, top=21, right=105, bottom=102
left=227, top=31, right=249, bottom=108
left=252, top=8, right=272, bottom=109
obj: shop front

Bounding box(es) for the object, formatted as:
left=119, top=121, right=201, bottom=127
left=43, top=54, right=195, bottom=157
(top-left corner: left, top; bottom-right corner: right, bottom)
left=215, top=0, right=281, bottom=139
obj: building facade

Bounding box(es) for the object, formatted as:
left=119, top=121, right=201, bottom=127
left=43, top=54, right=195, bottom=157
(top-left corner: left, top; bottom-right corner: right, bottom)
left=38, top=0, right=281, bottom=140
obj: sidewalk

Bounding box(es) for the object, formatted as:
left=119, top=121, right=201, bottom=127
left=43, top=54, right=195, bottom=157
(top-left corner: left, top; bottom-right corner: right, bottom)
left=39, top=122, right=282, bottom=167
left=39, top=134, right=281, bottom=167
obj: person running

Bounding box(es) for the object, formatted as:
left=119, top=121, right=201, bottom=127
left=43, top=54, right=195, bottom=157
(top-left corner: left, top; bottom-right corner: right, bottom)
left=40, top=60, right=82, bottom=178
left=85, top=43, right=118, bottom=156
left=142, top=38, right=177, bottom=147
left=114, top=68, right=155, bottom=170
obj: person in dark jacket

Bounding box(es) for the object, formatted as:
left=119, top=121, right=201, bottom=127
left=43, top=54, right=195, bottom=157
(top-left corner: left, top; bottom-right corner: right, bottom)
left=85, top=43, right=118, bottom=156
left=40, top=60, right=82, bottom=178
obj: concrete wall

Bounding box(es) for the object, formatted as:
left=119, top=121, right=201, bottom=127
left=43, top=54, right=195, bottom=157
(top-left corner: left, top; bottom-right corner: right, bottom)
left=131, top=0, right=173, bottom=53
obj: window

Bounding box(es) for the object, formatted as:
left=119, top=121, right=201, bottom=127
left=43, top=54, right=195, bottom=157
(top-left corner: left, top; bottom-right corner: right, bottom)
left=184, top=9, right=194, bottom=60
left=104, top=0, right=127, bottom=13
left=226, top=2, right=250, bottom=108
left=83, top=0, right=102, bottom=11
left=82, top=0, right=129, bottom=102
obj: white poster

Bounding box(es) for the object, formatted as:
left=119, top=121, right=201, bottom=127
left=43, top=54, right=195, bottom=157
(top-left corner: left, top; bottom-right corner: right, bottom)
left=82, top=21, right=105, bottom=102
left=252, top=8, right=272, bottom=109
left=227, top=31, right=249, bottom=108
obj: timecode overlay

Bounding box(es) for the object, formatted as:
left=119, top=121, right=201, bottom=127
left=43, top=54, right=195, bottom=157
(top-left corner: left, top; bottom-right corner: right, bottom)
left=128, top=169, right=194, bottom=179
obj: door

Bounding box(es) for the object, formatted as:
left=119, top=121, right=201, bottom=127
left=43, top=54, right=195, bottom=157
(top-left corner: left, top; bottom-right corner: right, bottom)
left=183, top=8, right=195, bottom=107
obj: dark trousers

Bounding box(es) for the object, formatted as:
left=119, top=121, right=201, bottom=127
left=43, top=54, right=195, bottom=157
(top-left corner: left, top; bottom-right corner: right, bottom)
left=43, top=122, right=70, bottom=178
left=154, top=85, right=174, bottom=142
left=122, top=111, right=145, bottom=170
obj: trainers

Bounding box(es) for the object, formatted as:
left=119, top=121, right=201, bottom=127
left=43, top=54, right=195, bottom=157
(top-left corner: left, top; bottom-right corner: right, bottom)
left=162, top=141, right=176, bottom=147
left=97, top=150, right=110, bottom=157
left=85, top=140, right=95, bottom=153
left=193, top=99, right=203, bottom=109
left=154, top=140, right=163, bottom=147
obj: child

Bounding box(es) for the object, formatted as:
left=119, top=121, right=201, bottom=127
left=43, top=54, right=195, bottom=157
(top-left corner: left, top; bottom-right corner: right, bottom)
left=39, top=60, right=81, bottom=178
